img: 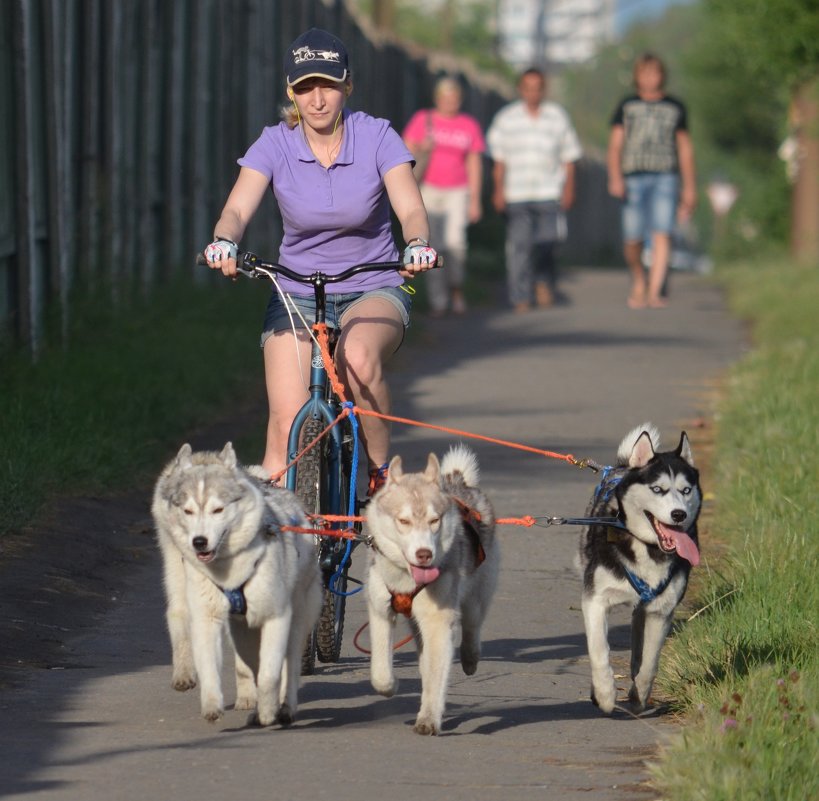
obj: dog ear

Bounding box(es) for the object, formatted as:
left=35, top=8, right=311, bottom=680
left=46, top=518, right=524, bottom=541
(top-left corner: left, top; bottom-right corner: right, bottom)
left=675, top=431, right=695, bottom=466
left=388, top=454, right=404, bottom=483
left=628, top=431, right=655, bottom=468
left=424, top=452, right=440, bottom=483
left=219, top=441, right=238, bottom=469
left=176, top=443, right=193, bottom=468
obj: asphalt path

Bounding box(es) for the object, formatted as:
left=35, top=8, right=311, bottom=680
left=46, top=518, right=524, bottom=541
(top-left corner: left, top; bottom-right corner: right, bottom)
left=0, top=268, right=745, bottom=801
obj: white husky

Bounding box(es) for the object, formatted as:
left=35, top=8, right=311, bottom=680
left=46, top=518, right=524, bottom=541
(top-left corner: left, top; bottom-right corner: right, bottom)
left=365, top=445, right=499, bottom=735
left=152, top=442, right=322, bottom=726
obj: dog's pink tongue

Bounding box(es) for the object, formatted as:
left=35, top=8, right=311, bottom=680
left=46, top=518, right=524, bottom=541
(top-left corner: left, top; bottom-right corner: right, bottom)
left=411, top=565, right=440, bottom=585
left=658, top=522, right=700, bottom=566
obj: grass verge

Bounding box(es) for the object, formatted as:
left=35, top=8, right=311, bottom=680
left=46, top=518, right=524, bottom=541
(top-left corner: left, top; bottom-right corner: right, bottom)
left=650, top=252, right=819, bottom=800
left=1, top=272, right=268, bottom=536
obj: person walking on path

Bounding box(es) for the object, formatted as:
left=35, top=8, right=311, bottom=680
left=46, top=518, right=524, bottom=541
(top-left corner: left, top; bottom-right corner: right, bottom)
left=486, top=68, right=582, bottom=313
left=402, top=77, right=485, bottom=317
left=607, top=52, right=697, bottom=309
left=202, top=28, right=437, bottom=490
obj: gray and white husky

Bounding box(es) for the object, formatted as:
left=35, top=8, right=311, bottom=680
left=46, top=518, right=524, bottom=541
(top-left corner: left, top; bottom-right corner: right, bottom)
left=578, top=423, right=701, bottom=715
left=151, top=443, right=322, bottom=726
left=365, top=445, right=499, bottom=735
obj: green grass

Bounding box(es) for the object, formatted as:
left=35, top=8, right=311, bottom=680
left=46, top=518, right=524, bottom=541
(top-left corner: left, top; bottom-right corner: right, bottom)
left=0, top=272, right=268, bottom=535
left=651, top=253, right=819, bottom=800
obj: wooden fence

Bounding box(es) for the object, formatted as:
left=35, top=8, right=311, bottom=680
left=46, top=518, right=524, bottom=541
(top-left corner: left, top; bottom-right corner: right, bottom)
left=1, top=0, right=514, bottom=355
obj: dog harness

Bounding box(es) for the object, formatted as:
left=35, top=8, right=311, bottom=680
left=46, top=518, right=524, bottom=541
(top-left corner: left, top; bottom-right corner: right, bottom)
left=217, top=519, right=286, bottom=616
left=593, top=466, right=681, bottom=604
left=623, top=562, right=681, bottom=605
left=389, top=505, right=487, bottom=618
left=593, top=465, right=623, bottom=506
left=223, top=586, right=249, bottom=615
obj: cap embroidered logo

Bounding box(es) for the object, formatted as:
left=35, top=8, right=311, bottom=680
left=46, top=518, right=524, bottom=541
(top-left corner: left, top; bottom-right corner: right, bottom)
left=285, top=28, right=349, bottom=87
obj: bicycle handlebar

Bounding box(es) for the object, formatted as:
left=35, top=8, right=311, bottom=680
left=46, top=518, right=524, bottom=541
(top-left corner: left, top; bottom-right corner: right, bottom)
left=195, top=250, right=442, bottom=285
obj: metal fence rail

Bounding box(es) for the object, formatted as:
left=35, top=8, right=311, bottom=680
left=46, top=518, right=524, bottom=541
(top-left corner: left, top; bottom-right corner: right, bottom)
left=1, top=0, right=512, bottom=355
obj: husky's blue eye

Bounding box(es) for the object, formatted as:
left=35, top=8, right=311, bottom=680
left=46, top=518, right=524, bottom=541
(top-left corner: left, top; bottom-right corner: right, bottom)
left=680, top=487, right=691, bottom=495
left=651, top=486, right=663, bottom=494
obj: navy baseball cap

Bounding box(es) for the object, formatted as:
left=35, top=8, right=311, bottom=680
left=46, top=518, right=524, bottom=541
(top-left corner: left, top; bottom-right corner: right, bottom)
left=284, top=28, right=349, bottom=87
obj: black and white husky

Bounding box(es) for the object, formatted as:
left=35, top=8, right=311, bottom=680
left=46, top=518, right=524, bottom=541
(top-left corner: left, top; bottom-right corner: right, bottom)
left=578, top=423, right=701, bottom=714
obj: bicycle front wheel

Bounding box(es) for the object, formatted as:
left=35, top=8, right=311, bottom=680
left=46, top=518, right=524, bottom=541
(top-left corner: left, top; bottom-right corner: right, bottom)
left=316, top=413, right=363, bottom=662
left=294, top=414, right=353, bottom=668
left=294, top=416, right=326, bottom=676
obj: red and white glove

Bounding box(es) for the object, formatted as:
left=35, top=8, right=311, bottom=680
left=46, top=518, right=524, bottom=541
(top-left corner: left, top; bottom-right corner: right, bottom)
left=204, top=238, right=238, bottom=264
left=402, top=238, right=437, bottom=267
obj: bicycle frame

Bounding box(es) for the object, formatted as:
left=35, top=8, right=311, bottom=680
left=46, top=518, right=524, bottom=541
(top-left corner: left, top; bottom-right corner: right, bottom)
left=283, top=276, right=346, bottom=528
left=231, top=251, right=404, bottom=530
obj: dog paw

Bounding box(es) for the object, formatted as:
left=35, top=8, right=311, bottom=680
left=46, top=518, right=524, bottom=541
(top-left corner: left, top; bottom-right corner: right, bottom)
left=460, top=651, right=479, bottom=675
left=627, top=686, right=647, bottom=713
left=202, top=707, right=224, bottom=723
left=172, top=675, right=197, bottom=692
left=247, top=711, right=277, bottom=727
left=372, top=677, right=398, bottom=698
left=275, top=704, right=294, bottom=727
left=413, top=716, right=439, bottom=736
left=590, top=686, right=616, bottom=715
left=234, top=694, right=257, bottom=711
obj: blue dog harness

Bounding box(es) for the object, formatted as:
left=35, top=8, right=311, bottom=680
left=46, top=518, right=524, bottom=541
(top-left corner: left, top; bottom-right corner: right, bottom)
left=593, top=465, right=624, bottom=506
left=218, top=516, right=291, bottom=616
left=593, top=466, right=680, bottom=604
left=223, top=586, right=249, bottom=615
left=623, top=563, right=680, bottom=605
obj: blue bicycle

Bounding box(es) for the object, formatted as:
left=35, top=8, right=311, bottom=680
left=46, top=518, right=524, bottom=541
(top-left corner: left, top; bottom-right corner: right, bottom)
left=219, top=251, right=405, bottom=673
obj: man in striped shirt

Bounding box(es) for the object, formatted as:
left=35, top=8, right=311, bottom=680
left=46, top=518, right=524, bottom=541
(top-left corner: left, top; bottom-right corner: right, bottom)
left=487, top=68, right=582, bottom=312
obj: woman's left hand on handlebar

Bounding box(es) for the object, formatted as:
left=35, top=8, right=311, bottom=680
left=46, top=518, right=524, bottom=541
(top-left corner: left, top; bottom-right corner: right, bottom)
left=204, top=238, right=239, bottom=277
left=401, top=242, right=438, bottom=278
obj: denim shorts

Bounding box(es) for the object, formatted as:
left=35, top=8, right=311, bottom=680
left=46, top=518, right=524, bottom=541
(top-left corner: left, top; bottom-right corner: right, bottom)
left=260, top=285, right=412, bottom=347
left=622, top=172, right=680, bottom=241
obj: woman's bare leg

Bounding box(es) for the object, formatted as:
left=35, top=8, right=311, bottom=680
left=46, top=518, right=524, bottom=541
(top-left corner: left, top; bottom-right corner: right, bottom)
left=336, top=298, right=405, bottom=470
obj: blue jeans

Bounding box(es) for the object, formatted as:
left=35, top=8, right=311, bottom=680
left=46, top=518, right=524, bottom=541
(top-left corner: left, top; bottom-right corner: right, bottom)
left=260, top=286, right=412, bottom=347
left=622, top=172, right=680, bottom=242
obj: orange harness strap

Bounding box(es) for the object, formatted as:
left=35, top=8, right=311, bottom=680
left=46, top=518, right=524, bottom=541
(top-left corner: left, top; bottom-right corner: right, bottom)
left=313, top=322, right=349, bottom=402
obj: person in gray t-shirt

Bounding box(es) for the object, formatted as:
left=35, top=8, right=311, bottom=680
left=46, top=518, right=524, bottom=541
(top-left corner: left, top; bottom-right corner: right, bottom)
left=607, top=53, right=697, bottom=309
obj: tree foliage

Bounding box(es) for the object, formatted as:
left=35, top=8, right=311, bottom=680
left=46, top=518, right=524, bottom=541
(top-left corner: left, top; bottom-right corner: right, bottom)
left=704, top=0, right=819, bottom=89
left=562, top=0, right=816, bottom=250
left=355, top=0, right=515, bottom=79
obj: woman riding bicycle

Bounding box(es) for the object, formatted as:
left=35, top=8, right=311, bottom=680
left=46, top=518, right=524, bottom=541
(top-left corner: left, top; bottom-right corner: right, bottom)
left=204, top=28, right=438, bottom=489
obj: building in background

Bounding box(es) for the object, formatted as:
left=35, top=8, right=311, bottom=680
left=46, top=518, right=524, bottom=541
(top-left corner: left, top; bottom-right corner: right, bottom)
left=496, top=0, right=616, bottom=69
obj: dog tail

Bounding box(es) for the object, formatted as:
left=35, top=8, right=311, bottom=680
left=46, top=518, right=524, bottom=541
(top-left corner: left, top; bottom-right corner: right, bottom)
left=440, top=444, right=480, bottom=487
left=616, top=422, right=661, bottom=465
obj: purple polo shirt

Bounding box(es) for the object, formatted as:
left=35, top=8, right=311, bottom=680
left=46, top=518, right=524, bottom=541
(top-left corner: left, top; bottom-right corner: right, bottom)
left=238, top=110, right=412, bottom=294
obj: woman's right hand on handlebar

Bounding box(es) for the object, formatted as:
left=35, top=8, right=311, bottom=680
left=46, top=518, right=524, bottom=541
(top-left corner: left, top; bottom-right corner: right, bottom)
left=204, top=238, right=239, bottom=277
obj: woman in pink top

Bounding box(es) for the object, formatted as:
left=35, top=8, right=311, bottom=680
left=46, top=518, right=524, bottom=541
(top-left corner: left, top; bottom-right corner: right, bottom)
left=403, top=77, right=485, bottom=316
